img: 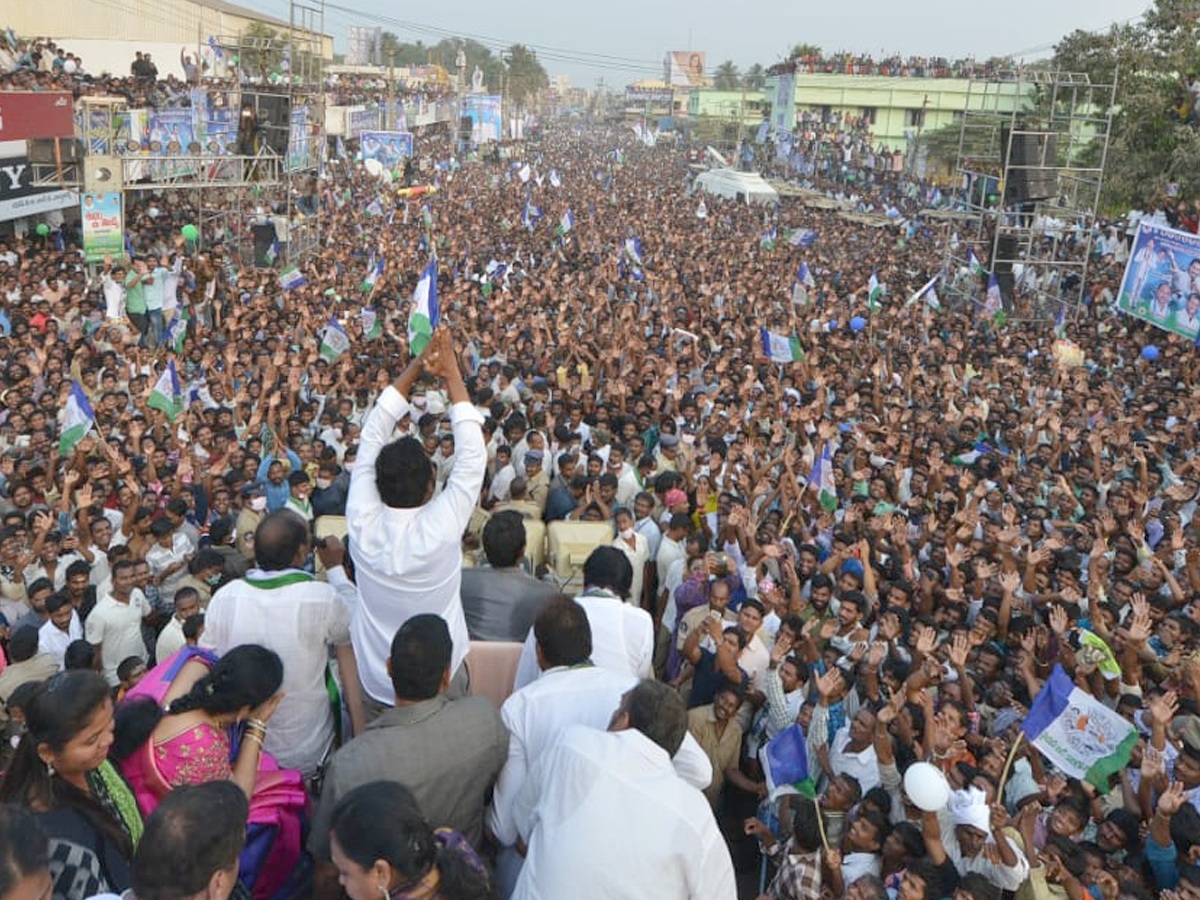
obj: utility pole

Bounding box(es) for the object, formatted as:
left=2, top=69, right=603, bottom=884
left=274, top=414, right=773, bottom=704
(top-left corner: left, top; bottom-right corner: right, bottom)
left=387, top=55, right=395, bottom=129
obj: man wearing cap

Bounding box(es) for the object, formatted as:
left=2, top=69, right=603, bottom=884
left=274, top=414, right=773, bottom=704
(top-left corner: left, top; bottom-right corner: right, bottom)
left=523, top=450, right=550, bottom=515
left=236, top=484, right=266, bottom=562
left=346, top=329, right=486, bottom=710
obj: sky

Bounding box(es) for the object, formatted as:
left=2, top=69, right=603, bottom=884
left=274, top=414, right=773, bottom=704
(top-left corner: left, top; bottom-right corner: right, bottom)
left=242, top=0, right=1150, bottom=87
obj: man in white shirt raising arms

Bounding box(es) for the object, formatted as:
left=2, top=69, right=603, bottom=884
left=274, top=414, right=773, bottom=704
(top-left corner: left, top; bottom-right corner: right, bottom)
left=347, top=328, right=486, bottom=709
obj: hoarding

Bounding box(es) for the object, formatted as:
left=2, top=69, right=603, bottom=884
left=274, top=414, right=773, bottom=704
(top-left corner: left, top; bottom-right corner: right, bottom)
left=81, top=192, right=124, bottom=263
left=0, top=156, right=78, bottom=223
left=0, top=92, right=75, bottom=141
left=360, top=131, right=414, bottom=168
left=665, top=51, right=706, bottom=87
left=462, top=94, right=502, bottom=144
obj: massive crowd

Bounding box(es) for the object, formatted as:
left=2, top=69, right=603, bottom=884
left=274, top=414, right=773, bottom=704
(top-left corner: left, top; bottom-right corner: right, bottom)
left=0, top=67, right=1197, bottom=900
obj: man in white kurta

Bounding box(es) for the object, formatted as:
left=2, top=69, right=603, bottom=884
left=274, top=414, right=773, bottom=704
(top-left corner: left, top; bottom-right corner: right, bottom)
left=512, top=547, right=654, bottom=690
left=489, top=599, right=712, bottom=894
left=511, top=681, right=735, bottom=900
left=346, top=332, right=486, bottom=705
left=205, top=513, right=357, bottom=776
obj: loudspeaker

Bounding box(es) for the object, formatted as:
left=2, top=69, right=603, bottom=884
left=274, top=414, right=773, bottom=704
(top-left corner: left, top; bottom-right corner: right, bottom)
left=253, top=94, right=292, bottom=157
left=252, top=222, right=278, bottom=268
left=27, top=138, right=83, bottom=164
left=1001, top=128, right=1058, bottom=203
left=993, top=234, right=1018, bottom=303
left=84, top=155, right=124, bottom=193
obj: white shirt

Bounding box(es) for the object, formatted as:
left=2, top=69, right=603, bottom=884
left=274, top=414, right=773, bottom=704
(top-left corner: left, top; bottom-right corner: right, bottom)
left=38, top=612, right=82, bottom=669
left=347, top=388, right=487, bottom=703
left=830, top=724, right=881, bottom=793
left=146, top=533, right=193, bottom=598
left=612, top=532, right=650, bottom=607
left=205, top=566, right=355, bottom=775
left=84, top=591, right=150, bottom=686
left=154, top=616, right=187, bottom=664
left=489, top=665, right=712, bottom=846
left=512, top=726, right=735, bottom=900
left=513, top=588, right=653, bottom=691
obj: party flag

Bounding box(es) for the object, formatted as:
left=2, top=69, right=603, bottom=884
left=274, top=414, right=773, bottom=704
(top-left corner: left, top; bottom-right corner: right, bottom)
left=407, top=258, right=439, bottom=355
left=58, top=382, right=95, bottom=455
left=147, top=360, right=184, bottom=422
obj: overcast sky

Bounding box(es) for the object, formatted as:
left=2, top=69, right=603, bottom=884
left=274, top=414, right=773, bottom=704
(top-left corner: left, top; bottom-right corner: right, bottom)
left=246, top=0, right=1148, bottom=87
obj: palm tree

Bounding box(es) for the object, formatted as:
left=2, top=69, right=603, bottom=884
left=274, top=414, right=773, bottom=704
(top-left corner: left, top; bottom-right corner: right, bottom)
left=713, top=60, right=740, bottom=91
left=789, top=43, right=822, bottom=60
left=743, top=63, right=765, bottom=90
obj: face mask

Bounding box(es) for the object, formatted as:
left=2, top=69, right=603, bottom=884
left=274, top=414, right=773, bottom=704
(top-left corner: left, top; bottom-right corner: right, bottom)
left=344, top=462, right=355, bottom=472
left=619, top=528, right=635, bottom=540
left=205, top=574, right=221, bottom=586
left=250, top=496, right=267, bottom=512
left=315, top=478, right=332, bottom=490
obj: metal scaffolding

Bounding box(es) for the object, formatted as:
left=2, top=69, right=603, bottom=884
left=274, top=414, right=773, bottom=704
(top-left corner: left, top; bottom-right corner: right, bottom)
left=940, top=70, right=1117, bottom=322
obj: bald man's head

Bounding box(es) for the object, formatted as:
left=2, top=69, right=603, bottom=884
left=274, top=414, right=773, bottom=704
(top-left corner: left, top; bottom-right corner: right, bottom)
left=253, top=510, right=309, bottom=571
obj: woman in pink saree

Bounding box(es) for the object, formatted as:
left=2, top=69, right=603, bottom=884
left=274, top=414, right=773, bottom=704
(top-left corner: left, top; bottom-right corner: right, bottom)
left=112, top=645, right=308, bottom=900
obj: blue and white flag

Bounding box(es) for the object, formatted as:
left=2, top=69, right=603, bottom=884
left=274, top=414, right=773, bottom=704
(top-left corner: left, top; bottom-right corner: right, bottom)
left=905, top=275, right=941, bottom=310
left=557, top=209, right=575, bottom=235
left=761, top=227, right=777, bottom=250
left=797, top=262, right=815, bottom=288
left=522, top=200, right=542, bottom=231
left=624, top=237, right=643, bottom=266
left=968, top=246, right=985, bottom=276
left=58, top=382, right=94, bottom=455
left=549, top=169, right=561, bottom=188
left=1054, top=303, right=1067, bottom=338
left=265, top=238, right=279, bottom=265
left=808, top=443, right=838, bottom=512
left=407, top=258, right=439, bottom=355
left=364, top=198, right=384, bottom=217
left=761, top=328, right=804, bottom=363
left=760, top=724, right=815, bottom=800
left=755, top=121, right=770, bottom=144
left=320, top=316, right=351, bottom=362
left=335, top=136, right=347, bottom=160
left=789, top=228, right=818, bottom=248
left=1023, top=665, right=1137, bottom=792
left=361, top=256, right=384, bottom=294
left=362, top=306, right=382, bottom=340
left=148, top=361, right=184, bottom=422
left=279, top=267, right=306, bottom=291
left=518, top=163, right=532, bottom=183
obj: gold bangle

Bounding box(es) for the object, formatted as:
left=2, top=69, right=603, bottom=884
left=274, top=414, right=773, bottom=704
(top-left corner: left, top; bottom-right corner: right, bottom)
left=244, top=731, right=264, bottom=747
left=247, top=719, right=268, bottom=732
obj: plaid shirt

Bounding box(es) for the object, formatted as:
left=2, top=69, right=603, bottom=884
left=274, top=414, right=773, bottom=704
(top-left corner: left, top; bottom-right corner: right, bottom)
left=765, top=840, right=822, bottom=900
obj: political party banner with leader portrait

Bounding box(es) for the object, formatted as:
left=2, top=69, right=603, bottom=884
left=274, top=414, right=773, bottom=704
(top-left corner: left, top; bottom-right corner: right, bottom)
left=360, top=131, right=414, bottom=169
left=1117, top=220, right=1200, bottom=340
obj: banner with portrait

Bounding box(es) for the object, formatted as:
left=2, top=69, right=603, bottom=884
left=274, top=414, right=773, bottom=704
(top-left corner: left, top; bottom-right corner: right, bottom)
left=1117, top=220, right=1200, bottom=340
left=81, top=192, right=124, bottom=263
left=462, top=94, right=502, bottom=145
left=360, top=131, right=413, bottom=169
left=774, top=73, right=796, bottom=133
left=665, top=51, right=706, bottom=87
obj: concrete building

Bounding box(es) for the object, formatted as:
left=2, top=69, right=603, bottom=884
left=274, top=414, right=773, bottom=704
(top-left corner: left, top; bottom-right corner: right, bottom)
left=7, top=0, right=332, bottom=81
left=762, top=73, right=1027, bottom=151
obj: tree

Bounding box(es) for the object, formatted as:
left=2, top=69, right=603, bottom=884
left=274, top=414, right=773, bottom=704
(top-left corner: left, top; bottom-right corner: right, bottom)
left=743, top=63, right=765, bottom=91
left=789, top=43, right=822, bottom=60
left=713, top=60, right=740, bottom=91
left=240, top=23, right=283, bottom=79
left=1046, top=7, right=1194, bottom=212
left=380, top=31, right=405, bottom=63
left=504, top=43, right=548, bottom=111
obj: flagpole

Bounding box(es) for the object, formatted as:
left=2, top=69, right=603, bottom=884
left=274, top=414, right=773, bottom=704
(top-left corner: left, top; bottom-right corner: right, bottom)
left=997, top=731, right=1026, bottom=798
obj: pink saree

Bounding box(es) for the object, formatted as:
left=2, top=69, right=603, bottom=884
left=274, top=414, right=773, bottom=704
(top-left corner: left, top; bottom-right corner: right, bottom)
left=118, top=647, right=309, bottom=900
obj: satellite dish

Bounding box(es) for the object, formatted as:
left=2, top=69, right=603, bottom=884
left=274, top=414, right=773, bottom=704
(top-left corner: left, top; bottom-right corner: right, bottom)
left=92, top=166, right=113, bottom=183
